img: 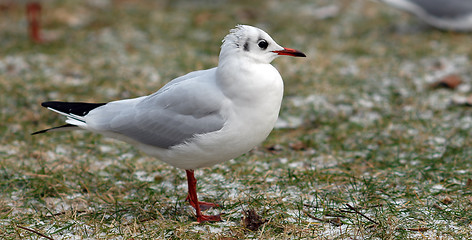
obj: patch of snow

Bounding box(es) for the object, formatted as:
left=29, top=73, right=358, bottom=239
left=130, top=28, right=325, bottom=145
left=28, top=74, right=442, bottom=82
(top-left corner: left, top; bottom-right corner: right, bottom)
left=430, top=184, right=445, bottom=193
left=134, top=170, right=154, bottom=182
left=275, top=115, right=304, bottom=129
left=349, top=111, right=381, bottom=125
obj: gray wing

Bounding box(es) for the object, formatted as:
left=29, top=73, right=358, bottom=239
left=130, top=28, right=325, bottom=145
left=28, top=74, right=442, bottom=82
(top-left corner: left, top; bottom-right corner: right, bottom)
left=410, top=0, right=472, bottom=18
left=85, top=68, right=225, bottom=149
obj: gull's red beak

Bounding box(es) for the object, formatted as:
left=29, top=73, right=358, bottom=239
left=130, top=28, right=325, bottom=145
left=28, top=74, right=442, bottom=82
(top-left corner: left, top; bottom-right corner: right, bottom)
left=272, top=48, right=306, bottom=57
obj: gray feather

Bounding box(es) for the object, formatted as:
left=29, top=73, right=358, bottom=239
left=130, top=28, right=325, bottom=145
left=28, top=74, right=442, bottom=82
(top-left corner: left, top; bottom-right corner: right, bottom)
left=85, top=68, right=225, bottom=149
left=408, top=0, right=472, bottom=18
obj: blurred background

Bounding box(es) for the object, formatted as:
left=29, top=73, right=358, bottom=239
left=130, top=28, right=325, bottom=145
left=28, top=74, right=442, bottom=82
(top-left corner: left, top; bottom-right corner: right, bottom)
left=1, top=0, right=472, bottom=239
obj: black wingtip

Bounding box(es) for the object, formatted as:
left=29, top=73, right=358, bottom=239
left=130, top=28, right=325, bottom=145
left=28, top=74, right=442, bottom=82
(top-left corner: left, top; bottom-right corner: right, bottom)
left=31, top=124, right=79, bottom=135
left=41, top=101, right=61, bottom=108
left=41, top=101, right=106, bottom=116
left=31, top=129, right=48, bottom=135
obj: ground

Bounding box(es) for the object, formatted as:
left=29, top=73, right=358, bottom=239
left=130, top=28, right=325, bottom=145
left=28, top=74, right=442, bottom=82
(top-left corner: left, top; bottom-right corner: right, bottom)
left=1, top=0, right=472, bottom=239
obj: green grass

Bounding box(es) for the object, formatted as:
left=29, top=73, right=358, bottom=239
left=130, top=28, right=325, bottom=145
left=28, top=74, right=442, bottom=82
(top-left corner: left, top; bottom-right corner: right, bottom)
left=2, top=0, right=472, bottom=238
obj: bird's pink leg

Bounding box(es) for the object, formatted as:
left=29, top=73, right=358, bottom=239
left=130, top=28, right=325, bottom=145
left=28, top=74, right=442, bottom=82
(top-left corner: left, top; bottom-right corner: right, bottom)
left=185, top=170, right=221, bottom=222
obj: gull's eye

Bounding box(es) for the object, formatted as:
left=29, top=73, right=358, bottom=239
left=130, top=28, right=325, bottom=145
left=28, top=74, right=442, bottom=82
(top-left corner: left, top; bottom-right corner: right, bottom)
left=258, top=39, right=269, bottom=50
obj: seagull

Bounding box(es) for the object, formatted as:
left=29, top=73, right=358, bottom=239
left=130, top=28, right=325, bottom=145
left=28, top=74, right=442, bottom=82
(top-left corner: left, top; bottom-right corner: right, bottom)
left=32, top=25, right=306, bottom=223
left=379, top=0, right=472, bottom=31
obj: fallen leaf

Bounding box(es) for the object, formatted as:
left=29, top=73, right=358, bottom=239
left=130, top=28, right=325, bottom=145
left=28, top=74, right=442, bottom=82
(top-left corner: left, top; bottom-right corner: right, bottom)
left=467, top=178, right=472, bottom=188
left=441, top=196, right=453, bottom=205
left=289, top=141, right=307, bottom=151
left=430, top=74, right=462, bottom=90
left=241, top=209, right=267, bottom=231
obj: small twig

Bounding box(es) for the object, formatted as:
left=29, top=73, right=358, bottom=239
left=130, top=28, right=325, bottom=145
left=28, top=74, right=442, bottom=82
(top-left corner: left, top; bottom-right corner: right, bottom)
left=304, top=210, right=324, bottom=221
left=303, top=203, right=322, bottom=209
left=396, top=227, right=430, bottom=232
left=17, top=225, right=54, bottom=240
left=362, top=204, right=383, bottom=209
left=345, top=203, right=378, bottom=225
left=139, top=216, right=157, bottom=223
left=406, top=227, right=430, bottom=232
left=304, top=210, right=342, bottom=226
left=342, top=204, right=384, bottom=210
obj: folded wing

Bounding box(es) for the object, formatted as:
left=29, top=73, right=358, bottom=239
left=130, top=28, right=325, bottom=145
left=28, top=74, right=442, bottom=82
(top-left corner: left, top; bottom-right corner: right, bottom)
left=85, top=70, right=226, bottom=149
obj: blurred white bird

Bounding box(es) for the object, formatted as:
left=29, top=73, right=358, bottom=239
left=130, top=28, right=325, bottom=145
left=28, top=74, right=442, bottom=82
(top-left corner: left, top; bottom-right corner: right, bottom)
left=380, top=0, right=472, bottom=31
left=33, top=25, right=306, bottom=222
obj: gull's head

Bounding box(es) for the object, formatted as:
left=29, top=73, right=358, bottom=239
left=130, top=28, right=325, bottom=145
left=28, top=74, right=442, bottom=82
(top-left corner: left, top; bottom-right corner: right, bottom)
left=220, top=25, right=306, bottom=64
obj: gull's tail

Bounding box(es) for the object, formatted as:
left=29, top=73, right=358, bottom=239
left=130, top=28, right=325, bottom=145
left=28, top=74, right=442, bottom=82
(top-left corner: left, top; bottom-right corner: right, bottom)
left=32, top=101, right=106, bottom=135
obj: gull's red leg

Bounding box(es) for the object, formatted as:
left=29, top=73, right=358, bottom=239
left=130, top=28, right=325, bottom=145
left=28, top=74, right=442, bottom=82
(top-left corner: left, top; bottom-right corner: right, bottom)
left=185, top=195, right=220, bottom=211
left=26, top=2, right=42, bottom=43
left=185, top=170, right=221, bottom=222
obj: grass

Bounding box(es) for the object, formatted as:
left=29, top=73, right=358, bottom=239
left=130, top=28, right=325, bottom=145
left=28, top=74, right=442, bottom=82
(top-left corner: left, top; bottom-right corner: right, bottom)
left=1, top=0, right=472, bottom=238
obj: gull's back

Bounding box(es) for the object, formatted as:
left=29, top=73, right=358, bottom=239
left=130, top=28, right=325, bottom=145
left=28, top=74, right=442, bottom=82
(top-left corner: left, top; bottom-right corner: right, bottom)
left=83, top=67, right=226, bottom=149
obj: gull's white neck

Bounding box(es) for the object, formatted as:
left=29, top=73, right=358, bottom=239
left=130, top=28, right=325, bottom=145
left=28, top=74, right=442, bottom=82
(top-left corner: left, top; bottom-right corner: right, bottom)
left=215, top=52, right=284, bottom=150
left=216, top=52, right=284, bottom=106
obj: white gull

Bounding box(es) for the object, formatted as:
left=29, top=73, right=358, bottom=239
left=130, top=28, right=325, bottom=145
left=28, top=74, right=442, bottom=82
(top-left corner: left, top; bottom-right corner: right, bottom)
left=33, top=25, right=306, bottom=222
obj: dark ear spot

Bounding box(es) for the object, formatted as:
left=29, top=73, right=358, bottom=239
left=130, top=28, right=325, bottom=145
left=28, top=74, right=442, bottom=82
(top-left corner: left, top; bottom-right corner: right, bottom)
left=243, top=41, right=249, bottom=51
